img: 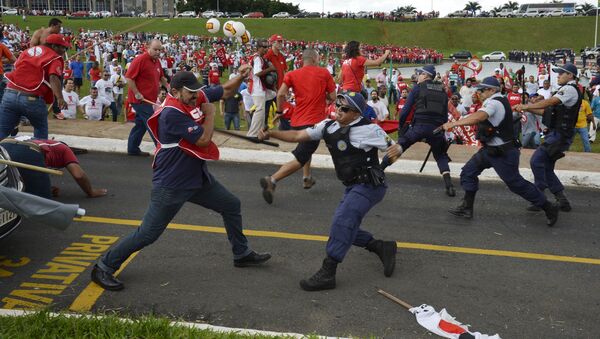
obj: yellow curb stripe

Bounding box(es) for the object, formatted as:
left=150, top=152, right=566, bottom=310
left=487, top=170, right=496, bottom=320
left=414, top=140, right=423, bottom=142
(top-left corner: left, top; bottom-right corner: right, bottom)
left=69, top=251, right=139, bottom=312
left=76, top=216, right=600, bottom=266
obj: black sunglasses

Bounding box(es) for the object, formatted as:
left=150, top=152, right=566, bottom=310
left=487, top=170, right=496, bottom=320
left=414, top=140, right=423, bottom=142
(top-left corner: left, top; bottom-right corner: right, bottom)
left=335, top=103, right=353, bottom=113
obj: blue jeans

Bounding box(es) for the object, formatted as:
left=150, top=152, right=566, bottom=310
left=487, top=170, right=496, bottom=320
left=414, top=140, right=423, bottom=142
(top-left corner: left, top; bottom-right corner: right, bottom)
left=127, top=103, right=155, bottom=154
left=574, top=127, right=591, bottom=152
left=0, top=75, right=7, bottom=104
left=99, top=178, right=253, bottom=274
left=326, top=184, right=386, bottom=262
left=0, top=90, right=48, bottom=139
left=461, top=147, right=546, bottom=207
left=109, top=102, right=119, bottom=122
left=224, top=112, right=240, bottom=130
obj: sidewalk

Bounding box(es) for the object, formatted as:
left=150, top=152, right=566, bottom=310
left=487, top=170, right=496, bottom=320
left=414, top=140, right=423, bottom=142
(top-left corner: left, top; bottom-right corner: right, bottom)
left=19, top=119, right=600, bottom=189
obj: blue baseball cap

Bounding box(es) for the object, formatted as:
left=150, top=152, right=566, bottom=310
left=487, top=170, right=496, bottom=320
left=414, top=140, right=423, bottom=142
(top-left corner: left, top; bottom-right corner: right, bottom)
left=416, top=65, right=436, bottom=77
left=474, top=76, right=501, bottom=90
left=337, top=92, right=366, bottom=114
left=552, top=63, right=578, bottom=77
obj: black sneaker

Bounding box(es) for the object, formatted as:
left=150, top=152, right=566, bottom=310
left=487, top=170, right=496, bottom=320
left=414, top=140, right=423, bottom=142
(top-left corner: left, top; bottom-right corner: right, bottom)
left=445, top=185, right=456, bottom=197
left=234, top=251, right=272, bottom=267
left=260, top=176, right=276, bottom=204
left=303, top=177, right=316, bottom=189
left=91, top=264, right=124, bottom=291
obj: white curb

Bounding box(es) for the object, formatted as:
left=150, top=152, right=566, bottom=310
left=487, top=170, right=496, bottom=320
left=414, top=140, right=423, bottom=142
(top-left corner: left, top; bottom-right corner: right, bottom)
left=0, top=309, right=343, bottom=339
left=38, top=133, right=600, bottom=190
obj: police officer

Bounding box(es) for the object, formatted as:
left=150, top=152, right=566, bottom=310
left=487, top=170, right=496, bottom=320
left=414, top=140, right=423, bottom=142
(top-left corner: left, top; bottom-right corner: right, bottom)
left=259, top=92, right=397, bottom=291
left=387, top=65, right=455, bottom=196
left=515, top=63, right=582, bottom=212
left=442, top=77, right=559, bottom=226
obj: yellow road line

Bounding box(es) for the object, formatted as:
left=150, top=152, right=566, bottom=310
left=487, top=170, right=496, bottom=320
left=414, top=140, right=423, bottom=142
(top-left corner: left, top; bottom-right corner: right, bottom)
left=69, top=252, right=139, bottom=312
left=77, top=216, right=600, bottom=266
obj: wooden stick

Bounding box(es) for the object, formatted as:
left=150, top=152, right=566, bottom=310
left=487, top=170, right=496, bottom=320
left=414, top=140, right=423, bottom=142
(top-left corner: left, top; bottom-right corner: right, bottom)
left=377, top=289, right=414, bottom=310
left=0, top=159, right=63, bottom=176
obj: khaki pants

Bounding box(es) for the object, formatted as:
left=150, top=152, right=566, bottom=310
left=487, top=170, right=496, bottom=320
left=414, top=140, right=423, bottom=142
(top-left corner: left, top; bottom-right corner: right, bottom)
left=247, top=94, right=265, bottom=137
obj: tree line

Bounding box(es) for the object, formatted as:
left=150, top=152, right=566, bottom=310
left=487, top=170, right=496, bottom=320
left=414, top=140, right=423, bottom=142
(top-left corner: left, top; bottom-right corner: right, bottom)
left=176, top=0, right=300, bottom=17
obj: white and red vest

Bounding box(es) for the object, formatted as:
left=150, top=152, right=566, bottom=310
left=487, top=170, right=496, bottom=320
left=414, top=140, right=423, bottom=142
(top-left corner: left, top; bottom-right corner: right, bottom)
left=6, top=45, right=63, bottom=104
left=147, top=95, right=219, bottom=167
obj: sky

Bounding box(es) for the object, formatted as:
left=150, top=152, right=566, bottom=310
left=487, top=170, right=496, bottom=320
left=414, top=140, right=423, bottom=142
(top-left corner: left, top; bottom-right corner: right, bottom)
left=293, top=0, right=594, bottom=16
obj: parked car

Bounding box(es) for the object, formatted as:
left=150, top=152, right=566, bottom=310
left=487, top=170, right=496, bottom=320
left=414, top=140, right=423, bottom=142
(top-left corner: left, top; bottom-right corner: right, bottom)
left=522, top=9, right=541, bottom=17
left=177, top=11, right=196, bottom=18
left=306, top=12, right=321, bottom=18
left=272, top=12, right=290, bottom=18
left=243, top=12, right=264, bottom=18
left=477, top=11, right=492, bottom=18
left=99, top=10, right=112, bottom=17
left=447, top=10, right=470, bottom=18
left=496, top=9, right=516, bottom=17
left=552, top=48, right=574, bottom=59
left=450, top=50, right=472, bottom=60
left=201, top=10, right=216, bottom=18
left=582, top=47, right=600, bottom=59
left=0, top=146, right=24, bottom=241
left=225, top=12, right=242, bottom=18
left=356, top=11, right=371, bottom=18
left=70, top=11, right=89, bottom=17
left=482, top=51, right=506, bottom=61
left=2, top=8, right=18, bottom=15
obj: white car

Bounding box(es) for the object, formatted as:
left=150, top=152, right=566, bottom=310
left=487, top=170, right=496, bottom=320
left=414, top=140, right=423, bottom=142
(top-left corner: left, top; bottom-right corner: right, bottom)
left=272, top=12, right=290, bottom=18
left=201, top=10, right=216, bottom=18
left=2, top=8, right=18, bottom=15
left=100, top=11, right=112, bottom=17
left=482, top=51, right=506, bottom=61
left=522, top=9, right=541, bottom=17
left=177, top=11, right=196, bottom=18
left=496, top=9, right=516, bottom=18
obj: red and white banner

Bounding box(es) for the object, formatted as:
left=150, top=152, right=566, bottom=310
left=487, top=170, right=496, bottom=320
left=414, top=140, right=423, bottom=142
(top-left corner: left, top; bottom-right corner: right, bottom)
left=215, top=47, right=228, bottom=66
left=448, top=113, right=480, bottom=147
left=409, top=304, right=501, bottom=339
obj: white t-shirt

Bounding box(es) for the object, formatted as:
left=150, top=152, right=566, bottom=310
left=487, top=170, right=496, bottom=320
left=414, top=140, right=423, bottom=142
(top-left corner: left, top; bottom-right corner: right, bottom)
left=459, top=85, right=476, bottom=108
left=537, top=87, right=552, bottom=100
left=94, top=79, right=115, bottom=103
left=79, top=95, right=111, bottom=121
left=240, top=88, right=254, bottom=111
left=538, top=74, right=549, bottom=88
left=61, top=90, right=80, bottom=119
left=109, top=64, right=121, bottom=76
left=110, top=74, right=125, bottom=95
left=251, top=55, right=265, bottom=96
left=367, top=99, right=389, bottom=121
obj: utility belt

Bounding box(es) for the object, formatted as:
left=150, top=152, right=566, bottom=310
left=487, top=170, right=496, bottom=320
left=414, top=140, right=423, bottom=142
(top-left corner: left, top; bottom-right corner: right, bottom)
left=483, top=142, right=515, bottom=157
left=342, top=166, right=385, bottom=187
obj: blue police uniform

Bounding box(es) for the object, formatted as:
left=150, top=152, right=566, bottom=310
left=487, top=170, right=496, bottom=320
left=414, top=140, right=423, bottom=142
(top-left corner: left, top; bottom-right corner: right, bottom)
left=529, top=79, right=582, bottom=211
left=450, top=78, right=558, bottom=226
left=398, top=65, right=454, bottom=196
left=298, top=92, right=397, bottom=291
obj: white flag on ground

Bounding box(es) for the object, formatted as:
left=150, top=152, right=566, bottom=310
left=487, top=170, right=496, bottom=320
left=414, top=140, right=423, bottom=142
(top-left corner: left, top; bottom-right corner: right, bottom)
left=409, top=304, right=501, bottom=339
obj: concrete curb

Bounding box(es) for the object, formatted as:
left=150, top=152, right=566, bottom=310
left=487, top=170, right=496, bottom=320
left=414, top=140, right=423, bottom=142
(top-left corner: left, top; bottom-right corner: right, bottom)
left=42, top=133, right=600, bottom=190
left=0, top=309, right=341, bottom=339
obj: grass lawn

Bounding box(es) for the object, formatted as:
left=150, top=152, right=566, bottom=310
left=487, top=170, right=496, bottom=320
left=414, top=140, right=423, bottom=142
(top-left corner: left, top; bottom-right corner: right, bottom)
left=1, top=16, right=599, bottom=56
left=0, top=311, right=309, bottom=338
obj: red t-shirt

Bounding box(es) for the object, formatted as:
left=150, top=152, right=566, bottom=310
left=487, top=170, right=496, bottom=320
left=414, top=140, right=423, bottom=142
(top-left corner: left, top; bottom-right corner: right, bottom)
left=126, top=52, right=164, bottom=104
left=63, top=68, right=73, bottom=80
left=341, top=56, right=366, bottom=92
left=208, top=70, right=220, bottom=85
left=264, top=49, right=287, bottom=88
left=507, top=92, right=521, bottom=107
left=31, top=140, right=79, bottom=169
left=89, top=68, right=101, bottom=81
left=283, top=65, right=336, bottom=127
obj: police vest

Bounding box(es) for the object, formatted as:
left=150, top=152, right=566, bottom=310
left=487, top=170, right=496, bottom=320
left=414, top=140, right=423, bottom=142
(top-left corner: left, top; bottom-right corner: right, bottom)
left=542, top=84, right=582, bottom=139
left=414, top=80, right=448, bottom=125
left=147, top=95, right=219, bottom=167
left=5, top=45, right=63, bottom=104
left=322, top=118, right=382, bottom=186
left=476, top=96, right=514, bottom=145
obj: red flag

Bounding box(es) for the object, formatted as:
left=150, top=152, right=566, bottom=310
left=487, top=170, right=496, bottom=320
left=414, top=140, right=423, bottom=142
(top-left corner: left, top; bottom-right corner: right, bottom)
left=216, top=47, right=228, bottom=66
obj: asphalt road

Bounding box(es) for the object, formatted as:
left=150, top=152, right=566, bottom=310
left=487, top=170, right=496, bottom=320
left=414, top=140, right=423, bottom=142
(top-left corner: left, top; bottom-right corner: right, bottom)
left=1, top=151, right=599, bottom=338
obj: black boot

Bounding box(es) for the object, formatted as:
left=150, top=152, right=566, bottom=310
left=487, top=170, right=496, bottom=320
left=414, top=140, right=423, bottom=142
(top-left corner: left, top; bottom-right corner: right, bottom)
left=366, top=239, right=397, bottom=277
left=554, top=191, right=571, bottom=212
left=448, top=191, right=475, bottom=218
left=443, top=173, right=456, bottom=197
left=542, top=200, right=559, bottom=227
left=91, top=264, right=124, bottom=291
left=300, top=257, right=337, bottom=291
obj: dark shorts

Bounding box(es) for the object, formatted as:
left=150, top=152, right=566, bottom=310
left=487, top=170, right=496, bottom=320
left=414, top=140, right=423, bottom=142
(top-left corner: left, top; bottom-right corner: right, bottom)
left=73, top=78, right=83, bottom=87
left=291, top=124, right=320, bottom=166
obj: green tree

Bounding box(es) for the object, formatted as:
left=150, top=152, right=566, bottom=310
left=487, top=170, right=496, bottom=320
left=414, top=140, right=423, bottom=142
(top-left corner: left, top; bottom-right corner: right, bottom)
left=491, top=6, right=504, bottom=16
left=177, top=0, right=300, bottom=17
left=578, top=2, right=595, bottom=15
left=502, top=1, right=519, bottom=11
left=464, top=1, right=482, bottom=17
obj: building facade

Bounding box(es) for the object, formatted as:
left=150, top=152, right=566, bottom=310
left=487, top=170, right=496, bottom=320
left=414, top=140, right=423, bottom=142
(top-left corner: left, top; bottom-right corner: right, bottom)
left=3, top=0, right=174, bottom=16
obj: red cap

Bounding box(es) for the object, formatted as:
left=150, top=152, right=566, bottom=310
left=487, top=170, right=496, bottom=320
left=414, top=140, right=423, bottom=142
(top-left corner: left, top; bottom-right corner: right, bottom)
left=269, top=34, right=283, bottom=43
left=45, top=34, right=70, bottom=48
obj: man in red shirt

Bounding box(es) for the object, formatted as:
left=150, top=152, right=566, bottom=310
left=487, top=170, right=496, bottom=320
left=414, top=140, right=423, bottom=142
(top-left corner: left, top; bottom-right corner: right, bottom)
left=126, top=39, right=169, bottom=156
left=260, top=48, right=336, bottom=204
left=208, top=64, right=220, bottom=86
left=0, top=34, right=69, bottom=140
left=264, top=34, right=289, bottom=127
